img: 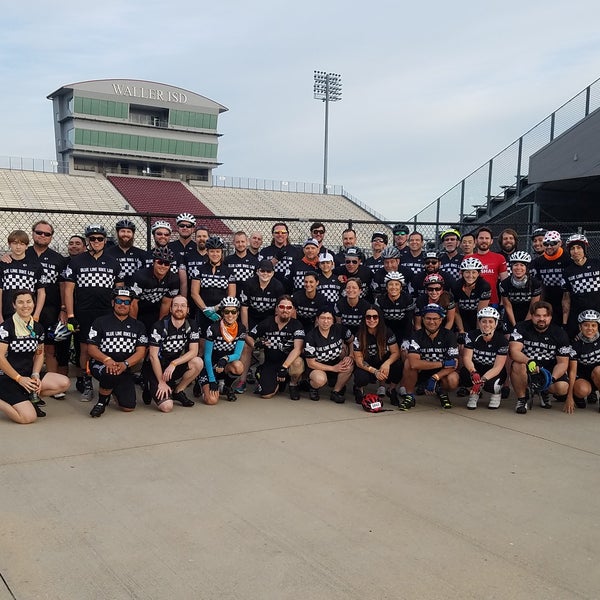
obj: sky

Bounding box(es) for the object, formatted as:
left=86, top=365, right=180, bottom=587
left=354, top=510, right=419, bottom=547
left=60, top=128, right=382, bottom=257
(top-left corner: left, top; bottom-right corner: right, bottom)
left=1, top=0, right=600, bottom=221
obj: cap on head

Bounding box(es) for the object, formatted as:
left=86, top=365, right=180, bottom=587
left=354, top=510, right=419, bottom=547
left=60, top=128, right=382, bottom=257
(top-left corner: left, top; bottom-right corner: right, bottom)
left=531, top=227, right=547, bottom=239
left=319, top=252, right=334, bottom=263
left=303, top=238, right=319, bottom=248
left=344, top=246, right=360, bottom=257
left=112, top=288, right=134, bottom=299
left=258, top=259, right=274, bottom=272
left=423, top=303, right=446, bottom=318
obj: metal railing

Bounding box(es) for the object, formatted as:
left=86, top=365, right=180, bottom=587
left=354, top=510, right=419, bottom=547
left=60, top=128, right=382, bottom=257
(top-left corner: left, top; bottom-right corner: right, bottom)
left=409, top=76, right=600, bottom=227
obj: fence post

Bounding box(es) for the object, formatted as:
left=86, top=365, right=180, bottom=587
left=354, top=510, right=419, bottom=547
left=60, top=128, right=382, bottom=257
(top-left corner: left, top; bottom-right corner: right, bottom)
left=486, top=159, right=493, bottom=213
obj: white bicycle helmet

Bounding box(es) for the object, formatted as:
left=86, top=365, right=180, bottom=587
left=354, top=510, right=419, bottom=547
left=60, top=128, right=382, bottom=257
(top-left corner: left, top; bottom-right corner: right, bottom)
left=151, top=220, right=172, bottom=233
left=176, top=212, right=196, bottom=225
left=509, top=251, right=532, bottom=264
left=477, top=306, right=500, bottom=321
left=220, top=296, right=240, bottom=309
left=566, top=233, right=589, bottom=250
left=460, top=257, right=483, bottom=271
left=384, top=271, right=405, bottom=284
left=578, top=309, right=600, bottom=324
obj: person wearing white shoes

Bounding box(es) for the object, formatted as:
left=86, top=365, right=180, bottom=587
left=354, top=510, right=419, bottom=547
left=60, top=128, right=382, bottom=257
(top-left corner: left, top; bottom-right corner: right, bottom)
left=460, top=307, right=508, bottom=410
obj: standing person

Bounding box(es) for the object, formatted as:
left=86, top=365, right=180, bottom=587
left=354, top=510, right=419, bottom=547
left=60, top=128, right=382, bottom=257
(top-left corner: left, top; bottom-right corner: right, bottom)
left=561, top=234, right=600, bottom=339
left=292, top=273, right=327, bottom=333
left=460, top=233, right=476, bottom=256
left=144, top=295, right=203, bottom=411
left=0, top=290, right=70, bottom=423
left=333, top=228, right=362, bottom=268
left=413, top=251, right=443, bottom=296
left=370, top=246, right=414, bottom=300
left=150, top=220, right=173, bottom=250
left=129, top=247, right=180, bottom=334
left=317, top=252, right=343, bottom=305
left=438, top=228, right=464, bottom=284
left=105, top=219, right=147, bottom=281
left=26, top=221, right=67, bottom=377
left=352, top=306, right=402, bottom=405
left=246, top=295, right=305, bottom=400
left=391, top=223, right=411, bottom=257
left=460, top=307, right=508, bottom=410
left=62, top=224, right=124, bottom=402
left=309, top=222, right=330, bottom=256
left=190, top=237, right=236, bottom=334
left=452, top=257, right=491, bottom=338
left=403, top=231, right=426, bottom=277
left=499, top=252, right=542, bottom=333
left=364, top=232, right=388, bottom=275
left=224, top=231, right=260, bottom=296
left=400, top=304, right=459, bottom=410
left=375, top=271, right=415, bottom=346
left=469, top=226, right=508, bottom=306
left=565, top=310, right=600, bottom=413
left=87, top=289, right=148, bottom=418
left=288, top=239, right=320, bottom=292
left=200, top=297, right=246, bottom=404
left=0, top=230, right=46, bottom=323
left=304, top=306, right=354, bottom=403
left=531, top=228, right=547, bottom=257
left=498, top=228, right=519, bottom=264
left=178, top=226, right=209, bottom=307
left=168, top=213, right=197, bottom=263
left=248, top=231, right=264, bottom=258
left=509, top=301, right=570, bottom=414
left=335, top=278, right=371, bottom=335
left=261, top=222, right=302, bottom=284
left=529, top=230, right=571, bottom=326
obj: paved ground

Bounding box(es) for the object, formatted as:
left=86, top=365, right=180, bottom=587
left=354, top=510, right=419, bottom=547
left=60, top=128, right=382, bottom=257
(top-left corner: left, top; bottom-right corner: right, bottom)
left=1, top=386, right=600, bottom=600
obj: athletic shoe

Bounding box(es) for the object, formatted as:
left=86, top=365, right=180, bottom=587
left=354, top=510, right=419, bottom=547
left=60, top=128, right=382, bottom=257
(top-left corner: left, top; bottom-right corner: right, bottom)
left=501, top=386, right=510, bottom=399
left=309, top=387, right=320, bottom=401
left=389, top=388, right=399, bottom=407
left=192, top=379, right=201, bottom=398
left=575, top=397, right=587, bottom=409
left=540, top=392, right=552, bottom=409
left=33, top=395, right=46, bottom=406
left=142, top=386, right=151, bottom=405
left=376, top=385, right=386, bottom=398
left=467, top=393, right=479, bottom=410
left=515, top=398, right=528, bottom=414
left=234, top=382, right=246, bottom=394
left=52, top=393, right=66, bottom=400
left=172, top=390, right=195, bottom=407
left=398, top=394, right=415, bottom=411
left=438, top=391, right=452, bottom=409
left=80, top=379, right=94, bottom=402
left=75, top=376, right=85, bottom=393
left=246, top=369, right=256, bottom=384
left=32, top=402, right=46, bottom=418
left=330, top=390, right=345, bottom=404
left=289, top=385, right=300, bottom=401
left=353, top=386, right=364, bottom=404
left=488, top=394, right=501, bottom=409
left=90, top=401, right=107, bottom=418
left=456, top=386, right=469, bottom=397
left=223, top=386, right=237, bottom=402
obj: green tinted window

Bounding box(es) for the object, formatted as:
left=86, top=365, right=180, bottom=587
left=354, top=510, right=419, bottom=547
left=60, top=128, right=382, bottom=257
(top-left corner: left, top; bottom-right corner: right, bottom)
left=73, top=95, right=129, bottom=119
left=170, top=109, right=217, bottom=130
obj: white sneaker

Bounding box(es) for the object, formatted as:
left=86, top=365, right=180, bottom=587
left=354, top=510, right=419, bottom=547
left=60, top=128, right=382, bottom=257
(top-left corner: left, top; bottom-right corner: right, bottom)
left=467, top=393, right=479, bottom=410
left=53, top=392, right=66, bottom=400
left=488, top=393, right=501, bottom=409
left=376, top=385, right=386, bottom=398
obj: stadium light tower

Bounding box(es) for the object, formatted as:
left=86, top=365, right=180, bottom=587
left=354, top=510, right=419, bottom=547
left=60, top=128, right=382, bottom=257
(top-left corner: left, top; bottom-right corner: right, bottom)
left=313, top=71, right=342, bottom=194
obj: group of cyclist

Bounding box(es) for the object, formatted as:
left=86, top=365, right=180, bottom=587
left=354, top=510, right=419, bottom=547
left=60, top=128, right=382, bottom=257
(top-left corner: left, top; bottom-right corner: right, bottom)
left=0, top=215, right=598, bottom=424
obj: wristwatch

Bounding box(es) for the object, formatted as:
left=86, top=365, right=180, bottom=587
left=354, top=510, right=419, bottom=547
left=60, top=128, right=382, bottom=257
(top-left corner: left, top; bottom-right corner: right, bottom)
left=124, top=360, right=130, bottom=369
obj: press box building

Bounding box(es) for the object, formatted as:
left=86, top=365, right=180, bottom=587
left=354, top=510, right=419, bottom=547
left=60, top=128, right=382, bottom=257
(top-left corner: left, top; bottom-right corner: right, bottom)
left=47, top=79, right=227, bottom=181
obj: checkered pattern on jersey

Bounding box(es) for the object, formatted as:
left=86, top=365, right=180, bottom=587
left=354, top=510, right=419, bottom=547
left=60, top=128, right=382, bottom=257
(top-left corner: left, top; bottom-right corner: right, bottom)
left=0, top=270, right=40, bottom=292
left=563, top=265, right=600, bottom=295
left=117, top=257, right=145, bottom=278
left=291, top=263, right=319, bottom=291
left=439, top=254, right=463, bottom=283
left=452, top=280, right=491, bottom=312
left=402, top=256, right=425, bottom=276
left=499, top=277, right=542, bottom=304
left=365, top=257, right=383, bottom=275
left=375, top=293, right=416, bottom=321
left=530, top=266, right=564, bottom=288
left=408, top=328, right=459, bottom=362
left=464, top=330, right=508, bottom=366
left=335, top=299, right=370, bottom=330
left=92, top=330, right=147, bottom=356
left=249, top=317, right=305, bottom=358
left=571, top=338, right=600, bottom=367
left=226, top=261, right=257, bottom=283
left=7, top=337, right=40, bottom=354
left=206, top=323, right=246, bottom=354
left=192, top=271, right=233, bottom=289
left=317, top=276, right=342, bottom=304
left=304, top=323, right=351, bottom=363
left=510, top=324, right=572, bottom=362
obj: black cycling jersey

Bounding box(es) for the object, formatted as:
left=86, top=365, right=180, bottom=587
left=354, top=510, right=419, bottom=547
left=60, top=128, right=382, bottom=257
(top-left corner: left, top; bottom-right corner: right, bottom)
left=334, top=297, right=371, bottom=335
left=464, top=328, right=508, bottom=368
left=317, top=273, right=343, bottom=305
left=304, top=323, right=353, bottom=365
left=88, top=313, right=148, bottom=362
left=408, top=327, right=459, bottom=363
left=240, top=276, right=285, bottom=329
left=414, top=292, right=455, bottom=316
left=370, top=267, right=414, bottom=299
left=364, top=255, right=384, bottom=275
left=291, top=290, right=327, bottom=332
left=402, top=252, right=425, bottom=277
left=375, top=292, right=415, bottom=342
left=224, top=252, right=260, bottom=290
left=439, top=252, right=464, bottom=284
left=452, top=277, right=492, bottom=331
left=148, top=317, right=201, bottom=364
left=499, top=276, right=543, bottom=324
left=168, top=239, right=196, bottom=265
left=25, top=246, right=66, bottom=313
left=0, top=256, right=46, bottom=319
left=249, top=316, right=305, bottom=364
left=288, top=258, right=320, bottom=293
left=0, top=317, right=45, bottom=375
left=130, top=267, right=180, bottom=331
left=353, top=327, right=396, bottom=362
left=105, top=245, right=148, bottom=280
left=530, top=251, right=572, bottom=318
left=562, top=258, right=600, bottom=317
left=509, top=321, right=571, bottom=370
left=260, top=244, right=302, bottom=283
left=334, top=265, right=373, bottom=299
left=191, top=263, right=235, bottom=308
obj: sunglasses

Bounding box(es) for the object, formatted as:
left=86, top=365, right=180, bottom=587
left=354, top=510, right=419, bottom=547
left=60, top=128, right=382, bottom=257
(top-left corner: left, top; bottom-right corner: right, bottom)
left=311, top=229, right=325, bottom=235
left=155, top=259, right=171, bottom=266
left=273, top=230, right=288, bottom=235
left=222, top=309, right=238, bottom=315
left=427, top=286, right=443, bottom=292
left=345, top=259, right=359, bottom=264
left=544, top=241, right=559, bottom=247
left=425, top=260, right=439, bottom=264
left=278, top=304, right=293, bottom=310
left=154, top=232, right=170, bottom=237
left=88, top=236, right=105, bottom=242
left=34, top=230, right=53, bottom=237
left=365, top=314, right=379, bottom=320
left=26, top=323, right=37, bottom=338
left=178, top=223, right=194, bottom=228
left=258, top=268, right=272, bottom=274
left=394, top=231, right=407, bottom=236
left=114, top=298, right=131, bottom=305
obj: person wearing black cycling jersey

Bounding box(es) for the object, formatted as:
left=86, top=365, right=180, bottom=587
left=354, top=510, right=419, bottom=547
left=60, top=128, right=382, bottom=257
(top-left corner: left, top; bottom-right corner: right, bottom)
left=565, top=310, right=600, bottom=413
left=168, top=213, right=197, bottom=263
left=438, top=228, right=464, bottom=284
left=288, top=239, right=320, bottom=293
left=364, top=231, right=388, bottom=275
left=334, top=278, right=371, bottom=336
left=260, top=222, right=302, bottom=284
left=317, top=253, right=343, bottom=305
left=452, top=257, right=491, bottom=337
left=105, top=219, right=147, bottom=281
left=335, top=247, right=372, bottom=299
left=292, top=272, right=327, bottom=333
left=375, top=271, right=415, bottom=346
left=224, top=231, right=260, bottom=296
left=509, top=301, right=571, bottom=414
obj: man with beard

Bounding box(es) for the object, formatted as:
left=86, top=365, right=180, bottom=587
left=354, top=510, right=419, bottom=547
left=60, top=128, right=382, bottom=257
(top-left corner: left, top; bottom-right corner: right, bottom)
left=247, top=295, right=305, bottom=400
left=438, top=228, right=464, bottom=284
left=105, top=219, right=147, bottom=281
left=333, top=228, right=360, bottom=269
left=261, top=222, right=302, bottom=284
left=144, top=295, right=203, bottom=411
left=509, top=301, right=571, bottom=414
left=334, top=247, right=372, bottom=299
left=224, top=231, right=260, bottom=296
left=391, top=224, right=411, bottom=258
left=168, top=213, right=197, bottom=263
left=561, top=234, right=600, bottom=339
left=400, top=303, right=459, bottom=410
left=498, top=228, right=519, bottom=276
left=530, top=231, right=571, bottom=326
left=468, top=227, right=508, bottom=306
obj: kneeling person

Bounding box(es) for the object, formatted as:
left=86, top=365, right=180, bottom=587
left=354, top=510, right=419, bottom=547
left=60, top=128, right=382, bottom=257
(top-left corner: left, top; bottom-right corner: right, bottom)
left=87, top=289, right=148, bottom=417
left=247, top=295, right=305, bottom=400
left=145, top=296, right=203, bottom=412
